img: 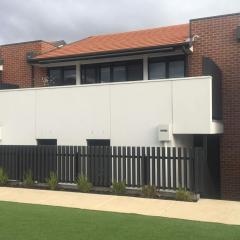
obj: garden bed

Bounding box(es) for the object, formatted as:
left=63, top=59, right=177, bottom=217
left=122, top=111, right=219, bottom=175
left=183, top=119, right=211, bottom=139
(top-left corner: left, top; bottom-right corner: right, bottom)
left=2, top=180, right=200, bottom=202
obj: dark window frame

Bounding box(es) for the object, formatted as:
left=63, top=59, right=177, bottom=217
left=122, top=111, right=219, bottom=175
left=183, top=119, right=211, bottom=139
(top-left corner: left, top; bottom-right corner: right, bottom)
left=148, top=55, right=186, bottom=79
left=47, top=66, right=76, bottom=86
left=81, top=60, right=143, bottom=84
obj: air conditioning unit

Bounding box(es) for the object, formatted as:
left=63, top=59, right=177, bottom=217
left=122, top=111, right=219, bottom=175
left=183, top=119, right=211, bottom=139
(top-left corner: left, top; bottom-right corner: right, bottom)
left=158, top=124, right=172, bottom=142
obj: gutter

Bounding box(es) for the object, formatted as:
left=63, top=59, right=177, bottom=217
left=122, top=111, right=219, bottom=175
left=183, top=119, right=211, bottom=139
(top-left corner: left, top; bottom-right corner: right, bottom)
left=29, top=42, right=190, bottom=64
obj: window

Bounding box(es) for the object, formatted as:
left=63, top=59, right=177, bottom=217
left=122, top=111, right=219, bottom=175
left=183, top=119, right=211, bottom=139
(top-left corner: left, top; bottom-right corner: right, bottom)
left=64, top=69, right=76, bottom=85
left=128, top=62, right=143, bottom=81
left=149, top=62, right=166, bottom=79
left=100, top=66, right=111, bottom=83
left=113, top=65, right=127, bottom=82
left=37, top=139, right=57, bottom=145
left=49, top=69, right=61, bottom=86
left=48, top=66, right=76, bottom=86
left=84, top=67, right=97, bottom=84
left=81, top=60, right=143, bottom=84
left=149, top=56, right=185, bottom=80
left=169, top=60, right=185, bottom=78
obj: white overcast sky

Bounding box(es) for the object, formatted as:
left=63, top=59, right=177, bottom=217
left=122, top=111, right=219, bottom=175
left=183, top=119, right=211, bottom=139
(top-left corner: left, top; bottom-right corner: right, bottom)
left=0, top=0, right=239, bottom=45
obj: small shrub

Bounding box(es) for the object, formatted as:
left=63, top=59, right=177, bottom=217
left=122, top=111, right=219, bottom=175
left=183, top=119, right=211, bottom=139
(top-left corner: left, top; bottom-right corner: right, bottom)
left=142, top=185, right=157, bottom=198
left=112, top=181, right=126, bottom=194
left=0, top=168, right=8, bottom=186
left=76, top=175, right=92, bottom=193
left=23, top=170, right=34, bottom=186
left=46, top=172, right=58, bottom=190
left=176, top=188, right=192, bottom=202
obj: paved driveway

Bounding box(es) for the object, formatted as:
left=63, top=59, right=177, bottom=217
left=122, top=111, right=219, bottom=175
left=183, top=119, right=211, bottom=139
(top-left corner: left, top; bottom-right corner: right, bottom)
left=0, top=187, right=239, bottom=225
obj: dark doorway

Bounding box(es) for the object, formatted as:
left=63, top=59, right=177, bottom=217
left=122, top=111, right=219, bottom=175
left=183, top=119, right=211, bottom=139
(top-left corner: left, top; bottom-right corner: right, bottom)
left=194, top=135, right=221, bottom=198
left=87, top=139, right=111, bottom=187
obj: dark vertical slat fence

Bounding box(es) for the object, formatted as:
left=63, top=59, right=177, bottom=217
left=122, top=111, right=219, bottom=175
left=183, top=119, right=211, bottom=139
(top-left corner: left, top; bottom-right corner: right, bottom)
left=151, top=147, right=155, bottom=187
left=167, top=147, right=171, bottom=189
left=122, top=147, right=126, bottom=183
left=113, top=147, right=117, bottom=182
left=136, top=147, right=141, bottom=188
left=172, top=148, right=177, bottom=190
left=141, top=147, right=146, bottom=185
left=178, top=148, right=182, bottom=189
left=0, top=145, right=57, bottom=183
left=156, top=147, right=161, bottom=188
left=162, top=147, right=166, bottom=189
left=132, top=147, right=136, bottom=187
left=0, top=145, right=203, bottom=193
left=117, top=147, right=122, bottom=183
left=127, top=147, right=131, bottom=186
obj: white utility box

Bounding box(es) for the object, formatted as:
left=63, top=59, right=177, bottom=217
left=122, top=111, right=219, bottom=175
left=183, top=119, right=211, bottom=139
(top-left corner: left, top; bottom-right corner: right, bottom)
left=0, top=65, right=3, bottom=71
left=158, top=124, right=172, bottom=142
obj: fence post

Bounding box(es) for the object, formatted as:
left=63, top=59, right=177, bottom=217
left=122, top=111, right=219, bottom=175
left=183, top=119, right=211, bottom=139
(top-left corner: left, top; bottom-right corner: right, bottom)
left=141, top=147, right=145, bottom=185
left=86, top=146, right=91, bottom=182
left=189, top=148, right=194, bottom=192
left=108, top=146, right=112, bottom=186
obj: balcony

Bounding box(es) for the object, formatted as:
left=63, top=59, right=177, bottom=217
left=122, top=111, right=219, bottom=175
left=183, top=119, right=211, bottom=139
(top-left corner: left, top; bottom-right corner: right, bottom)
left=0, top=76, right=223, bottom=146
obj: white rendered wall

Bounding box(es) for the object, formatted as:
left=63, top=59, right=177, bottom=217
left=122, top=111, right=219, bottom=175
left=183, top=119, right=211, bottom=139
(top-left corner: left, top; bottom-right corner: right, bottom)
left=0, top=76, right=221, bottom=146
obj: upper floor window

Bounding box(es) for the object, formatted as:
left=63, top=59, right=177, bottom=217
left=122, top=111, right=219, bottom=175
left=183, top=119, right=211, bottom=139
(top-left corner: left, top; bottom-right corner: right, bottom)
left=149, top=62, right=166, bottom=79
left=148, top=56, right=185, bottom=80
left=100, top=66, right=111, bottom=83
left=81, top=60, right=143, bottom=84
left=48, top=66, right=76, bottom=86
left=169, top=60, right=185, bottom=78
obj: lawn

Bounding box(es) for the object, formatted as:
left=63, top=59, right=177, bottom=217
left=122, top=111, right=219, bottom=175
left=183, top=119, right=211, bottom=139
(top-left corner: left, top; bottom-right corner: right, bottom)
left=0, top=201, right=239, bottom=240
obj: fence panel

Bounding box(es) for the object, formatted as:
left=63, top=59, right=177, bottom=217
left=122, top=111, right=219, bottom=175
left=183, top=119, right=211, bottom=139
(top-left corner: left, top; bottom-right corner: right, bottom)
left=0, top=145, right=57, bottom=182
left=0, top=145, right=203, bottom=192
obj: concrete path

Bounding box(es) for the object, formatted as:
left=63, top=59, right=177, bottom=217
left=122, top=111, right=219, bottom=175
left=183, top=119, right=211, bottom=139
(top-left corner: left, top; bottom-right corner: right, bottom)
left=0, top=187, right=240, bottom=225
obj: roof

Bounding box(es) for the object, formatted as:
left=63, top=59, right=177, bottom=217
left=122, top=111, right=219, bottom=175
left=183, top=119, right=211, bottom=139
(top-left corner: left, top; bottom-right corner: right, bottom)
left=50, top=40, right=66, bottom=48
left=0, top=40, right=60, bottom=48
left=34, top=23, right=189, bottom=60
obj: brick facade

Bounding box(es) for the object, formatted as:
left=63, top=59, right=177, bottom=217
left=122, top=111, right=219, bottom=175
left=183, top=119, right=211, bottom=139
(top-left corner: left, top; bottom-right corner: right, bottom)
left=189, top=13, right=240, bottom=200
left=0, top=41, right=55, bottom=88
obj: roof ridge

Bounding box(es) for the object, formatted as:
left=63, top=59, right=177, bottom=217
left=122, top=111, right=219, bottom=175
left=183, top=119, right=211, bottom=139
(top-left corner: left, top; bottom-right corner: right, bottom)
left=88, top=23, right=189, bottom=39
left=57, top=23, right=189, bottom=48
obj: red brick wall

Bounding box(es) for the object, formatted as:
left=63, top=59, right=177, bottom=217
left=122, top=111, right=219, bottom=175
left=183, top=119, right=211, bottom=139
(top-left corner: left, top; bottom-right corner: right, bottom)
left=189, top=13, right=240, bottom=200
left=34, top=66, right=47, bottom=87
left=0, top=41, right=54, bottom=88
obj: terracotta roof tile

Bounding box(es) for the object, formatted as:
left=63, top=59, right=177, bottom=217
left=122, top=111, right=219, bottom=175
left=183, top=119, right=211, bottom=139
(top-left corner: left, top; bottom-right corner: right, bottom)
left=35, top=23, right=189, bottom=60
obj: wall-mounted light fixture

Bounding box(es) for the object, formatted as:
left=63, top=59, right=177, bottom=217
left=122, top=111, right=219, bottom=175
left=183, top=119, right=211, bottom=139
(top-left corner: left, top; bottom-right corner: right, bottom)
left=0, top=59, right=3, bottom=71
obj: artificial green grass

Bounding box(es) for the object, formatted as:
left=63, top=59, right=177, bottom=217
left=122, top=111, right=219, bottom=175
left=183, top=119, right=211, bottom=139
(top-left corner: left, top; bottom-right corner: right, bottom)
left=0, top=201, right=239, bottom=240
